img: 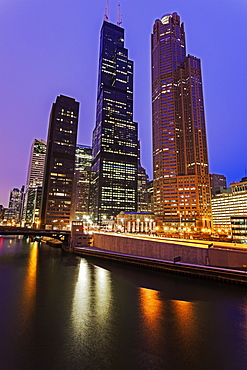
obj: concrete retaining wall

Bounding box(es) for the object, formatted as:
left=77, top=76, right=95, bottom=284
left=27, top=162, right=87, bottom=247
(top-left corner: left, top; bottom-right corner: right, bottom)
left=93, top=233, right=208, bottom=266
left=208, top=248, right=247, bottom=268
left=93, top=233, right=247, bottom=268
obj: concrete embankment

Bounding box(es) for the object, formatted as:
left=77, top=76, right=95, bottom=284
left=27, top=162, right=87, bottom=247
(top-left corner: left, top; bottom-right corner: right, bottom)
left=73, top=245, right=247, bottom=286
left=93, top=232, right=247, bottom=269
left=68, top=232, right=247, bottom=285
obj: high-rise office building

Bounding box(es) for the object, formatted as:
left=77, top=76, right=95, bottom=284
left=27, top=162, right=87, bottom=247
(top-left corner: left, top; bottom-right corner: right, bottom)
left=7, top=186, right=24, bottom=223
left=72, top=145, right=92, bottom=220
left=26, top=139, right=47, bottom=188
left=151, top=12, right=211, bottom=230
left=40, top=95, right=79, bottom=230
left=22, top=139, right=46, bottom=226
left=90, top=18, right=138, bottom=223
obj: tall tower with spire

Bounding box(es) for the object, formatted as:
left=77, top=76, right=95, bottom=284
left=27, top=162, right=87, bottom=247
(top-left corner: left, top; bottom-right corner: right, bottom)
left=90, top=12, right=138, bottom=223
left=151, top=12, right=211, bottom=231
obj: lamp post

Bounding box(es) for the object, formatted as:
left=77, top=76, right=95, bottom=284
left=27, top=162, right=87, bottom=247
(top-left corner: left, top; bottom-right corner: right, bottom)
left=177, top=212, right=182, bottom=238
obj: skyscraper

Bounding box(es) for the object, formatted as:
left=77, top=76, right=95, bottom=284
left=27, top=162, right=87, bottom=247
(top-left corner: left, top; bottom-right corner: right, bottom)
left=72, top=145, right=92, bottom=221
left=26, top=139, right=47, bottom=188
left=40, top=95, right=79, bottom=230
left=151, top=12, right=211, bottom=231
left=6, top=186, right=24, bottom=224
left=22, top=139, right=46, bottom=226
left=90, top=18, right=138, bottom=223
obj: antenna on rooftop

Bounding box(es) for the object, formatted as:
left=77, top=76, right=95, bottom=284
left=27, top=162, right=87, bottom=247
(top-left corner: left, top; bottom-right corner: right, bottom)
left=104, top=0, right=109, bottom=22
left=117, top=3, right=122, bottom=26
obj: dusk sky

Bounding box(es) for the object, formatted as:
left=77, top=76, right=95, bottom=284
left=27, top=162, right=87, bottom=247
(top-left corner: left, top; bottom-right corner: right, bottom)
left=0, top=0, right=246, bottom=207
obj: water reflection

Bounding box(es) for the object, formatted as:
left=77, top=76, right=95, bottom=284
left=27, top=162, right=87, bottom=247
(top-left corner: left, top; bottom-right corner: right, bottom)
left=71, top=259, right=91, bottom=339
left=95, top=266, right=112, bottom=321
left=1, top=238, right=247, bottom=369
left=18, top=242, right=38, bottom=339
left=71, top=259, right=112, bottom=340
left=139, top=287, right=163, bottom=349
left=172, top=299, right=197, bottom=335
left=22, top=242, right=38, bottom=308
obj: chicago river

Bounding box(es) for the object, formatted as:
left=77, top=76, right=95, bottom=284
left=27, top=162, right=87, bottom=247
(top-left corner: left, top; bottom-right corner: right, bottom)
left=0, top=237, right=247, bottom=369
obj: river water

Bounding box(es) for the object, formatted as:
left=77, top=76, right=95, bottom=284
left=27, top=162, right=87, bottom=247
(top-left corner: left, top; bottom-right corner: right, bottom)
left=0, top=237, right=246, bottom=370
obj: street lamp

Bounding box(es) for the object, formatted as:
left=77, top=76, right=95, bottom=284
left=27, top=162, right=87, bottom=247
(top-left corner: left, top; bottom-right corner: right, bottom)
left=177, top=212, right=182, bottom=237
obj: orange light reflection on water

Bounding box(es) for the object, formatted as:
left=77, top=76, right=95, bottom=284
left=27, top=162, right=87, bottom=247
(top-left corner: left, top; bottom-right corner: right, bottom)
left=18, top=242, right=38, bottom=337
left=22, top=243, right=38, bottom=310
left=139, top=287, right=163, bottom=348
left=171, top=299, right=198, bottom=352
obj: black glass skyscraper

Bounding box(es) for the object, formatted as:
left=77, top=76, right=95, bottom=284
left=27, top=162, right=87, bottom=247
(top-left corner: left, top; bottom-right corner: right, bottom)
left=90, top=20, right=138, bottom=223
left=40, top=95, right=79, bottom=230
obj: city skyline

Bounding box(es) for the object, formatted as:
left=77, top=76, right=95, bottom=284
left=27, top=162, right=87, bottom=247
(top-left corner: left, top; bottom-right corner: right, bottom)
left=0, top=0, right=247, bottom=207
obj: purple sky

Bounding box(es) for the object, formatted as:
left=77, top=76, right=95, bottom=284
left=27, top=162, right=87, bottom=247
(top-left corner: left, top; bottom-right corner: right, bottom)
left=0, top=0, right=247, bottom=207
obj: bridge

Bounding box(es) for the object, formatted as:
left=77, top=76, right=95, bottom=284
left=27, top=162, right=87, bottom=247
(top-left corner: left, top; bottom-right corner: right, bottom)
left=0, top=226, right=70, bottom=247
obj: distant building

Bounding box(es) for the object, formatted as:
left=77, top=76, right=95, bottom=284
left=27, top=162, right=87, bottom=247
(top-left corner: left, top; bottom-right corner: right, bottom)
left=90, top=19, right=138, bottom=224
left=210, top=174, right=227, bottom=195
left=72, top=145, right=92, bottom=221
left=211, top=177, right=247, bottom=233
left=147, top=180, right=154, bottom=213
left=137, top=141, right=149, bottom=212
left=22, top=139, right=46, bottom=226
left=26, top=139, right=47, bottom=188
left=7, top=187, right=24, bottom=224
left=40, top=95, right=79, bottom=230
left=0, top=205, right=5, bottom=224
left=115, top=211, right=155, bottom=233
left=24, top=187, right=43, bottom=227
left=151, top=12, right=211, bottom=231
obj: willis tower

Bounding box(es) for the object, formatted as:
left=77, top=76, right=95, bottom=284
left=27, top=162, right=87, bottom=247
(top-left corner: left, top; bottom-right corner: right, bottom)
left=90, top=9, right=138, bottom=223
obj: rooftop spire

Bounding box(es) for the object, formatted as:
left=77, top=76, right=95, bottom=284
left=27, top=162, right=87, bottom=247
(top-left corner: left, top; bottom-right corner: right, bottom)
left=117, top=3, right=122, bottom=26
left=104, top=0, right=109, bottom=22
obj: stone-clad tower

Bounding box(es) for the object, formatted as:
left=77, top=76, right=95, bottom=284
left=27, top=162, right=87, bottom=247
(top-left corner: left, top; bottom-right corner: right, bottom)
left=151, top=13, right=211, bottom=230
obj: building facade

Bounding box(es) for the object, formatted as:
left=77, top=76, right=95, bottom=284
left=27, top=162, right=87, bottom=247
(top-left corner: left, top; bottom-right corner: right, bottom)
left=72, top=145, right=92, bottom=221
left=151, top=12, right=211, bottom=231
left=231, top=216, right=247, bottom=243
left=211, top=178, right=247, bottom=234
left=90, top=20, right=138, bottom=223
left=40, top=95, right=79, bottom=230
